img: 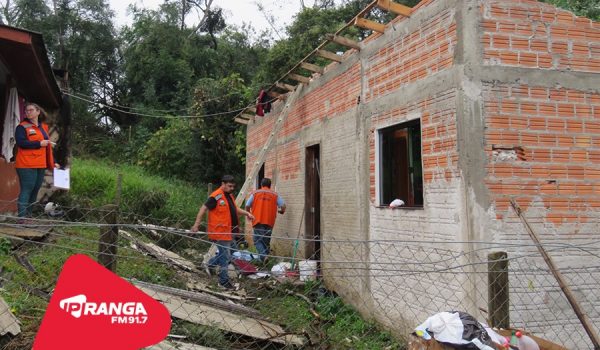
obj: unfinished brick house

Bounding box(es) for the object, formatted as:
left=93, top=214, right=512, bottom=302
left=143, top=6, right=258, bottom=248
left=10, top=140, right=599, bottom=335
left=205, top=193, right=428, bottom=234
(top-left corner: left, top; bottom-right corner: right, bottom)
left=242, top=0, right=600, bottom=345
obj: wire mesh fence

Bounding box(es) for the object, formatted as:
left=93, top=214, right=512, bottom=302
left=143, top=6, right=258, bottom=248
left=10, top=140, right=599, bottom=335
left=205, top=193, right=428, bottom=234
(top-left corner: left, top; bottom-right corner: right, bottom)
left=0, top=199, right=598, bottom=349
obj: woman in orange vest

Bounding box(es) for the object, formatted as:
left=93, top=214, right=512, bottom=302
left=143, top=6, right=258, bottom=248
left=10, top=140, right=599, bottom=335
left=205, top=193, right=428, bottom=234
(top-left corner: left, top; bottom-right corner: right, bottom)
left=191, top=175, right=254, bottom=290
left=14, top=102, right=56, bottom=219
left=245, top=178, right=286, bottom=262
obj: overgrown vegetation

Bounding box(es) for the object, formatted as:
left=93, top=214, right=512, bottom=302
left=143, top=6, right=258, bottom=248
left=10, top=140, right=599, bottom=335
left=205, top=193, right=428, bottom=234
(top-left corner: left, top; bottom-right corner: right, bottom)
left=52, top=158, right=206, bottom=226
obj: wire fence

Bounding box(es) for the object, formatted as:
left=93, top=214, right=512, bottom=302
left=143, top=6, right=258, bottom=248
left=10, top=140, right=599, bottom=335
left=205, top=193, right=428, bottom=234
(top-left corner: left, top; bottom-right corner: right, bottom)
left=0, top=199, right=598, bottom=349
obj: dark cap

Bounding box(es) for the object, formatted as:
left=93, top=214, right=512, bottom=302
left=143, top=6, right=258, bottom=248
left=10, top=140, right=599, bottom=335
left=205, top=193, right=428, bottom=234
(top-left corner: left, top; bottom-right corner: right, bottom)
left=221, top=175, right=235, bottom=183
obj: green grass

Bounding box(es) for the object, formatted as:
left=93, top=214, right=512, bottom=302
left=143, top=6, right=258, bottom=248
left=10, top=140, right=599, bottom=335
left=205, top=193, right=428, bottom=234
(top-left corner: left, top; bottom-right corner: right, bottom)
left=56, top=158, right=207, bottom=226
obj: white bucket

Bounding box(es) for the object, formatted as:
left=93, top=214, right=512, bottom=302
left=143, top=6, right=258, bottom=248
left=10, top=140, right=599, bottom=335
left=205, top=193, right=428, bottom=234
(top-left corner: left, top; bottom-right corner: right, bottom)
left=298, top=260, right=318, bottom=282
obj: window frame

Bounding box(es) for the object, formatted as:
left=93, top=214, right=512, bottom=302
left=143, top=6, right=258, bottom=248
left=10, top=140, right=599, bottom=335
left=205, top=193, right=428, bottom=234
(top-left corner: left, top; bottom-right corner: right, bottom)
left=375, top=119, right=424, bottom=209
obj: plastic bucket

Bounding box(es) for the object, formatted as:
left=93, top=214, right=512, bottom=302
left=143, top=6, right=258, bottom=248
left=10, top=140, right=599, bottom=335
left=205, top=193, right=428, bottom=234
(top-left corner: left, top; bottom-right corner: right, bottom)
left=298, top=260, right=318, bottom=282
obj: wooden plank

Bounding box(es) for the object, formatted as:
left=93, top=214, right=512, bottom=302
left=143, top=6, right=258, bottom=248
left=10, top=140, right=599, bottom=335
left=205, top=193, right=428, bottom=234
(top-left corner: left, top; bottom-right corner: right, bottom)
left=267, top=90, right=283, bottom=99
left=488, top=251, right=509, bottom=329
left=299, top=62, right=324, bottom=74
left=0, top=225, right=49, bottom=240
left=0, top=296, right=20, bottom=337
left=511, top=200, right=600, bottom=349
left=235, top=117, right=250, bottom=125
left=275, top=82, right=296, bottom=92
left=246, top=107, right=257, bottom=114
left=354, top=17, right=386, bottom=33
left=120, top=230, right=199, bottom=273
left=240, top=113, right=254, bottom=120
left=316, top=49, right=343, bottom=63
left=376, top=0, right=412, bottom=17
left=287, top=73, right=311, bottom=84
left=141, top=287, right=305, bottom=346
left=325, top=34, right=361, bottom=50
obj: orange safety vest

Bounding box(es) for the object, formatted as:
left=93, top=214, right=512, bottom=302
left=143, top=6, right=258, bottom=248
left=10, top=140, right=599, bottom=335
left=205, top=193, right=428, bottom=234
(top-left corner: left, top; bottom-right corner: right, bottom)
left=207, top=188, right=238, bottom=241
left=250, top=187, right=279, bottom=227
left=15, top=120, right=54, bottom=169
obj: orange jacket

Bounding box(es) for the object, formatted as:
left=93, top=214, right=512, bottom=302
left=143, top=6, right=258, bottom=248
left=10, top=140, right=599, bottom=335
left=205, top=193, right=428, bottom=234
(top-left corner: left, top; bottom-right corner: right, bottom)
left=249, top=187, right=279, bottom=227
left=15, top=120, right=54, bottom=169
left=207, top=188, right=238, bottom=241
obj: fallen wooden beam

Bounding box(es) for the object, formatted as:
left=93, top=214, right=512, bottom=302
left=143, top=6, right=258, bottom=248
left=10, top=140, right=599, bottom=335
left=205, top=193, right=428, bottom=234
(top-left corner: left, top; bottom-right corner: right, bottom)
left=325, top=34, right=361, bottom=50
left=376, top=0, right=412, bottom=17
left=0, top=225, right=49, bottom=240
left=354, top=17, right=386, bottom=33
left=186, top=281, right=251, bottom=302
left=0, top=296, right=20, bottom=337
left=316, top=49, right=343, bottom=63
left=287, top=73, right=311, bottom=84
left=139, top=285, right=305, bottom=346
left=120, top=230, right=199, bottom=273
left=300, top=62, right=324, bottom=74
left=235, top=117, right=250, bottom=125
left=275, top=82, right=296, bottom=92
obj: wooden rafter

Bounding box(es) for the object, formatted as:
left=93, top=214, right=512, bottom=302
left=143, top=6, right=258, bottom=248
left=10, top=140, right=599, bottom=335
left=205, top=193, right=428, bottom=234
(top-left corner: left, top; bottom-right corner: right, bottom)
left=300, top=62, right=324, bottom=74
left=316, top=49, right=343, bottom=63
left=325, top=34, right=361, bottom=50
left=354, top=17, right=386, bottom=33
left=246, top=107, right=257, bottom=114
left=234, top=117, right=250, bottom=125
left=288, top=73, right=311, bottom=84
left=275, top=82, right=296, bottom=92
left=267, top=90, right=285, bottom=99
left=376, top=0, right=411, bottom=17
left=240, top=113, right=254, bottom=120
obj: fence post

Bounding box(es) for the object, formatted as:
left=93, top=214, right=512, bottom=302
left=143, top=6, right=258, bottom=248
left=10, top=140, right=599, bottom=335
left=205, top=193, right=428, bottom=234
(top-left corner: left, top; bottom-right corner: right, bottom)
left=488, top=251, right=509, bottom=329
left=98, top=174, right=122, bottom=272
left=98, top=204, right=119, bottom=272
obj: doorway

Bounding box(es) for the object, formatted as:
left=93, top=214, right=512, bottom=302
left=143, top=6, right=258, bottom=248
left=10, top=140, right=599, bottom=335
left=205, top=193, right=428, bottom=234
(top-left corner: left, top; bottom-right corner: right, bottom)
left=305, top=145, right=321, bottom=261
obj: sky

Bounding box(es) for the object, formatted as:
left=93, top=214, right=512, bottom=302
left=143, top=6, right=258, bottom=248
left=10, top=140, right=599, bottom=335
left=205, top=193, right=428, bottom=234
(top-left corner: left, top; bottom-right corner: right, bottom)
left=108, top=0, right=304, bottom=37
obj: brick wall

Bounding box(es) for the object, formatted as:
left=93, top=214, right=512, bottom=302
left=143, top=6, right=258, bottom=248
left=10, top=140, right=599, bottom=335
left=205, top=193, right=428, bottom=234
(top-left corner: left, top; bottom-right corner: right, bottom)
left=482, top=0, right=600, bottom=72
left=484, top=83, right=600, bottom=224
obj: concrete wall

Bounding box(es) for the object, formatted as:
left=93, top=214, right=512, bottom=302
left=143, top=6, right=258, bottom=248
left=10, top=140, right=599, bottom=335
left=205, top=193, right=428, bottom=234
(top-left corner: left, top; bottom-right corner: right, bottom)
left=246, top=0, right=600, bottom=344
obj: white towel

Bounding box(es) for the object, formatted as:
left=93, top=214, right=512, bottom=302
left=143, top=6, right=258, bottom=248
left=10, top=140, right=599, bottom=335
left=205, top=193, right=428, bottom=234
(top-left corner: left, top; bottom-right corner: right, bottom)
left=1, top=88, right=21, bottom=162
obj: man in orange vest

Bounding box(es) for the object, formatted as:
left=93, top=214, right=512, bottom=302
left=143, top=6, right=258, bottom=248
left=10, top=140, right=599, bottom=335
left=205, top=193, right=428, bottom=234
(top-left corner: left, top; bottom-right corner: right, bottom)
left=246, top=178, right=286, bottom=262
left=191, top=175, right=254, bottom=290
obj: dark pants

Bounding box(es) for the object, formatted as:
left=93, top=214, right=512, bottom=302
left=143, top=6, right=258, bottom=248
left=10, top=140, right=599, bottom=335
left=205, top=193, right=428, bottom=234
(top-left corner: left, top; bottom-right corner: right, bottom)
left=16, top=168, right=46, bottom=217
left=208, top=240, right=232, bottom=285
left=253, top=224, right=273, bottom=261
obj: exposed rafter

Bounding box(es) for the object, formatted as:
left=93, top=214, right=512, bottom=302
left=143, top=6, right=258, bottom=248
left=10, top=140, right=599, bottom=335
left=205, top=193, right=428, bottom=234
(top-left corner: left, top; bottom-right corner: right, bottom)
left=275, top=82, right=296, bottom=92
left=316, top=49, right=343, bottom=63
left=235, top=117, right=250, bottom=125
left=267, top=90, right=285, bottom=99
left=288, top=73, right=311, bottom=84
left=354, top=17, right=386, bottom=33
left=325, top=34, right=361, bottom=50
left=376, top=0, right=412, bottom=17
left=300, top=62, right=324, bottom=74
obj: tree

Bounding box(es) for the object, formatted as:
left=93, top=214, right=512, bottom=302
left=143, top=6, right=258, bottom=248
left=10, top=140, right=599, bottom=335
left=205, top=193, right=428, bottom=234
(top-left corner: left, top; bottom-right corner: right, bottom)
left=541, top=0, right=600, bottom=20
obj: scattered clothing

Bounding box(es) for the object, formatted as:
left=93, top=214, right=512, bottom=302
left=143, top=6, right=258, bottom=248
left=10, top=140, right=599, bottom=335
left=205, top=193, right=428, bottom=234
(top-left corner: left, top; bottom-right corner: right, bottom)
left=414, top=312, right=495, bottom=350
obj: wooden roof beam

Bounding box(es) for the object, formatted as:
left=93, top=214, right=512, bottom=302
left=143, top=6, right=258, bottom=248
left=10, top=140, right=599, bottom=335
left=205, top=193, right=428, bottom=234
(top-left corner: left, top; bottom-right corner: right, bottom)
left=240, top=113, right=254, bottom=120
left=354, top=17, right=386, bottom=33
left=235, top=117, right=250, bottom=125
left=325, top=34, right=361, bottom=50
left=267, top=90, right=285, bottom=99
left=246, top=107, right=257, bottom=114
left=316, top=49, right=343, bottom=63
left=288, top=73, right=311, bottom=84
left=376, top=0, right=412, bottom=17
left=275, top=82, right=296, bottom=92
left=300, top=62, right=324, bottom=74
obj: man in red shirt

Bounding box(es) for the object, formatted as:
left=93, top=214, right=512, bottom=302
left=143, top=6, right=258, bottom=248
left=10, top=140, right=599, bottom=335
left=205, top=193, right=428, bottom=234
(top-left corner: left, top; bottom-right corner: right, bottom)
left=246, top=178, right=286, bottom=262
